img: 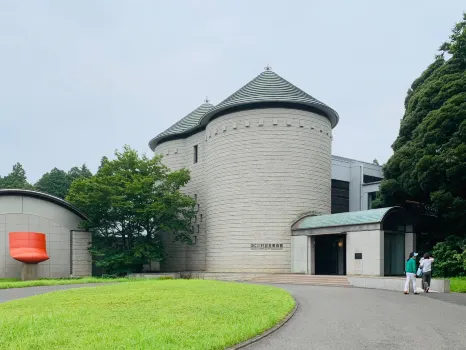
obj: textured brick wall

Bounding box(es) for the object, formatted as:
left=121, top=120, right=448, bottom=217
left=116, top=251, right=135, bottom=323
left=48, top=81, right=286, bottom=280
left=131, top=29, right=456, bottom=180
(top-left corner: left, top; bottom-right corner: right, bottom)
left=154, top=134, right=207, bottom=271
left=70, top=230, right=92, bottom=277
left=154, top=139, right=188, bottom=271
left=204, top=108, right=331, bottom=272
left=155, top=108, right=332, bottom=273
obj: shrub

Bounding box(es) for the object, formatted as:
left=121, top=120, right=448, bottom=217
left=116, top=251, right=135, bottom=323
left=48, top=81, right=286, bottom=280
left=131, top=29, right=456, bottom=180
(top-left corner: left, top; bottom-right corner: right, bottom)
left=431, top=235, right=466, bottom=277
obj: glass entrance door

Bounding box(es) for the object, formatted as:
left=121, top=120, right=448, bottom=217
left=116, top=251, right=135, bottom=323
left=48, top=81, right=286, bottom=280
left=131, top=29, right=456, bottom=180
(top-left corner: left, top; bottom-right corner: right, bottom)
left=384, top=232, right=405, bottom=276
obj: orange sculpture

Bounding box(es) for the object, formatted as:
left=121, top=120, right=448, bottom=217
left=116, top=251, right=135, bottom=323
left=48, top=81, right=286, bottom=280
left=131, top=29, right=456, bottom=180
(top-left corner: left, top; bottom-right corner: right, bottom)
left=9, top=232, right=49, bottom=264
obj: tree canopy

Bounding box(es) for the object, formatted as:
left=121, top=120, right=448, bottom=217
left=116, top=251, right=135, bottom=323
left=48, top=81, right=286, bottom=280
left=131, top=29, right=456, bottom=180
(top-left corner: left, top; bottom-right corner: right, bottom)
left=0, top=163, right=34, bottom=190
left=35, top=165, right=92, bottom=199
left=66, top=146, right=195, bottom=275
left=374, top=13, right=466, bottom=239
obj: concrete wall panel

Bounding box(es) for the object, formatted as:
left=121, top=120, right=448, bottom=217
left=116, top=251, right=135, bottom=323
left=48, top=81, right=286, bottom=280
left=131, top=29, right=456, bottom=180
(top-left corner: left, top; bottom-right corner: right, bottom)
left=71, top=231, right=92, bottom=277
left=0, top=195, right=87, bottom=279
left=346, top=230, right=384, bottom=276
left=291, top=236, right=308, bottom=273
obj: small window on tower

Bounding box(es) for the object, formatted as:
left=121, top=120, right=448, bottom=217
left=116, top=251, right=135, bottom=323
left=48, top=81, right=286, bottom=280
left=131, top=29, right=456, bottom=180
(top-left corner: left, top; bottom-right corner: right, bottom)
left=193, top=145, right=198, bottom=164
left=200, top=214, right=203, bottom=222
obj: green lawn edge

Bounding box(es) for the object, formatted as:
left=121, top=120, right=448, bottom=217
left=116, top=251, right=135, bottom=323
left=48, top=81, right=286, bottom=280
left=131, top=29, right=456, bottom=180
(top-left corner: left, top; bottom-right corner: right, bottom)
left=450, top=277, right=466, bottom=293
left=0, top=280, right=296, bottom=350
left=0, top=276, right=150, bottom=289
left=2, top=276, right=465, bottom=292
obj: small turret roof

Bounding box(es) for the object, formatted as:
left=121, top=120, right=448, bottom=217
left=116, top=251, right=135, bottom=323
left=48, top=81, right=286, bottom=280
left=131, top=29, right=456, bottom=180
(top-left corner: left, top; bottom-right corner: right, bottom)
left=149, top=102, right=213, bottom=150
left=200, top=69, right=339, bottom=127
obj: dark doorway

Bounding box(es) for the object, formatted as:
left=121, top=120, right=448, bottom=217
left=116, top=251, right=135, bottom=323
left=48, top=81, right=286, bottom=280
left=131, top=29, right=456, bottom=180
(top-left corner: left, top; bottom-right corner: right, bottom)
left=384, top=232, right=405, bottom=276
left=314, top=235, right=346, bottom=275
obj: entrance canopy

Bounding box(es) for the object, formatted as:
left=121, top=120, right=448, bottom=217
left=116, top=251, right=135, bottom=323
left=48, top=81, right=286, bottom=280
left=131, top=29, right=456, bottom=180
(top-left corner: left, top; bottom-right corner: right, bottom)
left=292, top=207, right=410, bottom=235
left=291, top=207, right=413, bottom=277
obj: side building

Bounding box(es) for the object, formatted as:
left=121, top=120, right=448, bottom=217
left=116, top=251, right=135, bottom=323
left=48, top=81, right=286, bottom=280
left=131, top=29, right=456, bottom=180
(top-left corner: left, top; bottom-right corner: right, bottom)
left=149, top=69, right=386, bottom=275
left=0, top=189, right=92, bottom=279
left=331, top=155, right=382, bottom=214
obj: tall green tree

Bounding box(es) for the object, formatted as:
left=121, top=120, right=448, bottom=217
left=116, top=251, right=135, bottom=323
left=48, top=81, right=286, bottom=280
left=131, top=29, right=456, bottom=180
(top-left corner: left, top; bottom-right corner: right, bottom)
left=374, top=13, right=466, bottom=238
left=67, top=164, right=92, bottom=183
left=35, top=168, right=69, bottom=198
left=0, top=163, right=34, bottom=190
left=67, top=146, right=195, bottom=275
left=35, top=164, right=93, bottom=199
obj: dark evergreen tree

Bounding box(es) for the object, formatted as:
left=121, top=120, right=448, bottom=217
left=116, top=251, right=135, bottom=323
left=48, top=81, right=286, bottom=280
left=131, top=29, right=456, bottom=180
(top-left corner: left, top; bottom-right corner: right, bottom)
left=35, top=164, right=93, bottom=199
left=374, top=14, right=466, bottom=239
left=0, top=163, right=34, bottom=190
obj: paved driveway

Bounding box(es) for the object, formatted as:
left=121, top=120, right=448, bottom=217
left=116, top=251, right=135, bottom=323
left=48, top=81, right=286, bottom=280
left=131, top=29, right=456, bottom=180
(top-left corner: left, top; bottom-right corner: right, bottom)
left=0, top=284, right=105, bottom=303
left=1, top=283, right=465, bottom=349
left=245, top=285, right=466, bottom=350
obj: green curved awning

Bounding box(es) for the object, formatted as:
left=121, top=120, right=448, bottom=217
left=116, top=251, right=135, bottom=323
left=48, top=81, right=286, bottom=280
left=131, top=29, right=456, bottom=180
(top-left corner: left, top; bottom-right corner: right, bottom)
left=292, top=207, right=402, bottom=230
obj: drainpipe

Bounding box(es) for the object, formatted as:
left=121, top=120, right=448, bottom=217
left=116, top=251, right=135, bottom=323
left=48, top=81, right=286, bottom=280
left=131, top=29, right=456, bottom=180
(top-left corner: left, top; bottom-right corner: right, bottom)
left=360, top=163, right=364, bottom=210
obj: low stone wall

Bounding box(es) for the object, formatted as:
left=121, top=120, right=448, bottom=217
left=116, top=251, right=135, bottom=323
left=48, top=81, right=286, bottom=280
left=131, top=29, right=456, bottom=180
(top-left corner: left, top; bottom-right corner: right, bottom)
left=130, top=273, right=181, bottom=279
left=182, top=272, right=270, bottom=281
left=129, top=272, right=270, bottom=281
left=348, top=276, right=450, bottom=293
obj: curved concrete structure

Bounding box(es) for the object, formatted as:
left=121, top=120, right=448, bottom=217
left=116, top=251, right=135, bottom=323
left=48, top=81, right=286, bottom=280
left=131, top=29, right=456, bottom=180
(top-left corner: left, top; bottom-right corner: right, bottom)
left=0, top=190, right=92, bottom=278
left=204, top=109, right=331, bottom=272
left=150, top=69, right=336, bottom=273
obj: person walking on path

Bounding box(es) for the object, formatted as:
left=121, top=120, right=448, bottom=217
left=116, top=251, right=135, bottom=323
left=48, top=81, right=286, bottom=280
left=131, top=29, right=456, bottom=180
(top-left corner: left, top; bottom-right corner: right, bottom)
left=404, top=252, right=419, bottom=295
left=420, top=253, right=434, bottom=293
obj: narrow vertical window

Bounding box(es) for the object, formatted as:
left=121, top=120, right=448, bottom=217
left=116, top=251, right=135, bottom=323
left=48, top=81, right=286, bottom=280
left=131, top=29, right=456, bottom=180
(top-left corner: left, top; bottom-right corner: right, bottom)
left=197, top=225, right=200, bottom=233
left=194, top=194, right=197, bottom=202
left=200, top=214, right=203, bottom=222
left=193, top=145, right=198, bottom=164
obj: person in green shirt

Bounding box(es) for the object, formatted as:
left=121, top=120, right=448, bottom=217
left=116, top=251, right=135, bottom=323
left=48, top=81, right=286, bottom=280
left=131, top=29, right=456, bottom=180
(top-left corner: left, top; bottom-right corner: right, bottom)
left=404, top=252, right=419, bottom=294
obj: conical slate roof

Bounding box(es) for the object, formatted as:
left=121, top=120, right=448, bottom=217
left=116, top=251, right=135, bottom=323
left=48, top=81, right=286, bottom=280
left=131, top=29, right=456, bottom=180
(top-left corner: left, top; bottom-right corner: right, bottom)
left=149, top=102, right=213, bottom=150
left=149, top=69, right=339, bottom=150
left=200, top=69, right=339, bottom=127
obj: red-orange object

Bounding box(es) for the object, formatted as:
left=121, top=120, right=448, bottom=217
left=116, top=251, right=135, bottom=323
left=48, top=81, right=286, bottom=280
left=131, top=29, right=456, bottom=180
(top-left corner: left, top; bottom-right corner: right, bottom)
left=9, top=232, right=49, bottom=264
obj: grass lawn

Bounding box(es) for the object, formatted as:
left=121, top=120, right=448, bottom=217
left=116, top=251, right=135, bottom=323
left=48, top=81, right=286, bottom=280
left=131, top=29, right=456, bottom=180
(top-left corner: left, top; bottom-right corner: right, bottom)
left=0, top=277, right=137, bottom=289
left=0, top=279, right=295, bottom=350
left=450, top=277, right=466, bottom=293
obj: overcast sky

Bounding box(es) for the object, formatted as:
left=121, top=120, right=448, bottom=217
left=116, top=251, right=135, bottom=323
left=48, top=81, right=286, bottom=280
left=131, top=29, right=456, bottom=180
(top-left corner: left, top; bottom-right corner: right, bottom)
left=1, top=1, right=465, bottom=182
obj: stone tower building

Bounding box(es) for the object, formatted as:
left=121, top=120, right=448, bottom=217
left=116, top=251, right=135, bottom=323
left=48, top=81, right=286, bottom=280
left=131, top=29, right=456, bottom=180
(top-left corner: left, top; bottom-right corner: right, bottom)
left=149, top=69, right=339, bottom=273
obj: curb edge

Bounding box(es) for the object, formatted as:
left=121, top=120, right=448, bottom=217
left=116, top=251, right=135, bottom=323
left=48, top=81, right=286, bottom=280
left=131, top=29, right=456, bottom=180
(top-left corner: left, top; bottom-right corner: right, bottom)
left=227, top=298, right=298, bottom=350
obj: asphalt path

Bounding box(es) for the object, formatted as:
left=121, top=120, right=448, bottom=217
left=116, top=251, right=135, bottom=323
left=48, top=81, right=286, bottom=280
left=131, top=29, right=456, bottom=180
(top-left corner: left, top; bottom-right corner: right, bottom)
left=0, top=283, right=105, bottom=303
left=245, top=285, right=466, bottom=350
left=1, top=283, right=465, bottom=349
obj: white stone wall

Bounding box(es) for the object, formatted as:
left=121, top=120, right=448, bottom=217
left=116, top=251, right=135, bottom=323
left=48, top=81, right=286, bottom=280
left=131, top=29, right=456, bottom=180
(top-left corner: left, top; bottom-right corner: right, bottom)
left=155, top=108, right=332, bottom=273
left=0, top=195, right=85, bottom=278
left=154, top=133, right=207, bottom=271
left=346, top=230, right=384, bottom=276
left=204, top=108, right=331, bottom=272
left=154, top=138, right=188, bottom=271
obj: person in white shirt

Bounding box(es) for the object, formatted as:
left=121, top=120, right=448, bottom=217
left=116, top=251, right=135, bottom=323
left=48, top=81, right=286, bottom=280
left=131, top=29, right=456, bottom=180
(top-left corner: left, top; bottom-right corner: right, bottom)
left=420, top=253, right=434, bottom=292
